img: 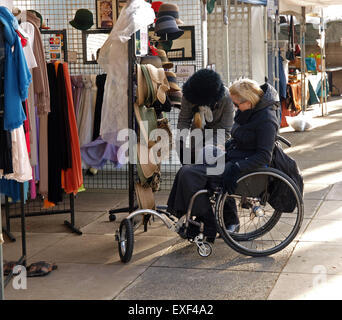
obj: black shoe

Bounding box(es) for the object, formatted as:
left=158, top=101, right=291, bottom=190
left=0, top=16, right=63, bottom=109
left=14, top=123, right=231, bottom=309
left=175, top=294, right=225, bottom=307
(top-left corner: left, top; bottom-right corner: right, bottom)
left=205, top=236, right=216, bottom=244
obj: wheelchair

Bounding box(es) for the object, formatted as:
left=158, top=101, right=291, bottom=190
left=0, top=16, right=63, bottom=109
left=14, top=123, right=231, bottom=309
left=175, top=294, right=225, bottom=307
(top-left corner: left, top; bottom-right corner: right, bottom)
left=115, top=135, right=304, bottom=263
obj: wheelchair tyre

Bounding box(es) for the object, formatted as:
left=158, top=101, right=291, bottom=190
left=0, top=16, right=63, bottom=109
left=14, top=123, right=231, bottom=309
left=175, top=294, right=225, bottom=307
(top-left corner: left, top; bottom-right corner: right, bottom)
left=215, top=168, right=304, bottom=257
left=118, top=219, right=134, bottom=263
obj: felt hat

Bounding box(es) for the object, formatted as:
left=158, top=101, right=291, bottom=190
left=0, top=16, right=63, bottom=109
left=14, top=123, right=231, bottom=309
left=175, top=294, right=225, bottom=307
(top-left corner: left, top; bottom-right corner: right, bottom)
left=135, top=183, right=155, bottom=209
left=140, top=55, right=163, bottom=69
left=136, top=64, right=149, bottom=106
left=155, top=15, right=184, bottom=41
left=168, top=90, right=182, bottom=108
left=158, top=3, right=184, bottom=25
left=69, top=9, right=94, bottom=31
left=156, top=49, right=173, bottom=69
left=165, top=71, right=181, bottom=92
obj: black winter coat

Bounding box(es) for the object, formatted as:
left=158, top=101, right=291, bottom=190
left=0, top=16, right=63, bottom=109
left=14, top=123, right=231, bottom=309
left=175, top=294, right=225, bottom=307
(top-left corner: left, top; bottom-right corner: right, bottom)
left=225, top=83, right=280, bottom=172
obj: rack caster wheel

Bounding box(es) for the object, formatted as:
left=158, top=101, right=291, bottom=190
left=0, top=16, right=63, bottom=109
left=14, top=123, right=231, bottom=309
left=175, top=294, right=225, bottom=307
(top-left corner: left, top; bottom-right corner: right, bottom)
left=109, top=214, right=116, bottom=222
left=118, top=219, right=134, bottom=263
left=197, top=242, right=212, bottom=257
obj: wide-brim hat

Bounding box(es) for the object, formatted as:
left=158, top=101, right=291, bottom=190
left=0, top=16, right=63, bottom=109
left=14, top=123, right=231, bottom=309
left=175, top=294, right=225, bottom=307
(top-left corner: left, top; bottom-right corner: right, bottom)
left=136, top=64, right=149, bottom=106
left=168, top=90, right=182, bottom=108
left=69, top=9, right=94, bottom=31
left=135, top=183, right=155, bottom=209
left=165, top=71, right=181, bottom=92
left=141, top=55, right=162, bottom=69
left=155, top=15, right=184, bottom=41
left=158, top=3, right=184, bottom=25
left=156, top=49, right=173, bottom=69
left=145, top=64, right=170, bottom=105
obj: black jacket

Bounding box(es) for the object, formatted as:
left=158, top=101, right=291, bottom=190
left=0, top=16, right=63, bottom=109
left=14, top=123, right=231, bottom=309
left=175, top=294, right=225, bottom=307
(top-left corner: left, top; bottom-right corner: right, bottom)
left=225, top=83, right=280, bottom=172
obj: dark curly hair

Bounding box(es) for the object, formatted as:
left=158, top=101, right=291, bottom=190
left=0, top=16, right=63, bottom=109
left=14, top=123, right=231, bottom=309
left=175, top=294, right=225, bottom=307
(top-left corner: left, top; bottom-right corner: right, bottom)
left=182, top=69, right=225, bottom=107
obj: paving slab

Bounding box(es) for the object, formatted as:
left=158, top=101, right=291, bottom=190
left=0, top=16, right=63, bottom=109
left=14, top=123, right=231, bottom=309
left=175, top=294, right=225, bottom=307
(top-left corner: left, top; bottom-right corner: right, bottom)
left=314, top=200, right=342, bottom=220
left=115, top=266, right=278, bottom=300
left=3, top=210, right=105, bottom=234
left=268, top=273, right=342, bottom=300
left=325, top=182, right=342, bottom=201
left=302, top=171, right=342, bottom=185
left=30, top=233, right=178, bottom=267
left=303, top=183, right=331, bottom=200
left=152, top=238, right=295, bottom=273
left=303, top=199, right=323, bottom=219
left=4, top=263, right=147, bottom=300
left=299, top=219, right=342, bottom=243
left=282, top=242, right=342, bottom=275
left=3, top=232, right=71, bottom=262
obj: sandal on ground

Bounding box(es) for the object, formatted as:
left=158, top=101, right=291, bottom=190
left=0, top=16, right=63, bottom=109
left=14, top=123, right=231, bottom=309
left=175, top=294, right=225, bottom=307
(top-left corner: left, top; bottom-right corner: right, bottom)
left=27, top=261, right=58, bottom=277
left=3, top=261, right=18, bottom=276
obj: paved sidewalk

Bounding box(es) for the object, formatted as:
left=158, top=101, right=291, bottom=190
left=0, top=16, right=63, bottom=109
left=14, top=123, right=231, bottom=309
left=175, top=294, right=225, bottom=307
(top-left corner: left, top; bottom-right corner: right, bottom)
left=2, top=98, right=342, bottom=300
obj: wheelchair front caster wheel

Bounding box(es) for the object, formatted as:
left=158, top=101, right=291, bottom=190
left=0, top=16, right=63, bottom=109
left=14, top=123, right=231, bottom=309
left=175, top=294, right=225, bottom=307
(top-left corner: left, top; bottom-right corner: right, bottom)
left=109, top=214, right=116, bottom=222
left=118, top=219, right=134, bottom=263
left=197, top=242, right=212, bottom=257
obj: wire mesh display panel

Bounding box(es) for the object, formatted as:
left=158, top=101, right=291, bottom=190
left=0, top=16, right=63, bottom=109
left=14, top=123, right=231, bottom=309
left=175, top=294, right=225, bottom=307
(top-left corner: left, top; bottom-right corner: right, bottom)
left=208, top=1, right=252, bottom=85
left=13, top=0, right=204, bottom=191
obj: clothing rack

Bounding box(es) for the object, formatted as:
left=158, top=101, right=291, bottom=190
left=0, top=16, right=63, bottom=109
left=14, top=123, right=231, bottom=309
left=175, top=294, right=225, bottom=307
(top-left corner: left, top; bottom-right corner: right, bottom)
left=3, top=190, right=81, bottom=243
left=1, top=183, right=27, bottom=294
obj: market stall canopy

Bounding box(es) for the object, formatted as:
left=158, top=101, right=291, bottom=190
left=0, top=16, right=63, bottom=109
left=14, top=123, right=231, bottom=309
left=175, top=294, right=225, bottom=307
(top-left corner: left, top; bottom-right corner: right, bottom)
left=279, top=0, right=342, bottom=15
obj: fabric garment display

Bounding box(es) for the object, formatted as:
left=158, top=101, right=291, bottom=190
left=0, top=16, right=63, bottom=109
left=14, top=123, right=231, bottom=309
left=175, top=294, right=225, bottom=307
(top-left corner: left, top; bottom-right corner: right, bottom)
left=77, top=75, right=94, bottom=148
left=92, top=74, right=106, bottom=141
left=98, top=0, right=155, bottom=146
left=25, top=11, right=50, bottom=115
left=0, top=7, right=31, bottom=131
left=71, top=75, right=84, bottom=116
left=61, top=62, right=83, bottom=196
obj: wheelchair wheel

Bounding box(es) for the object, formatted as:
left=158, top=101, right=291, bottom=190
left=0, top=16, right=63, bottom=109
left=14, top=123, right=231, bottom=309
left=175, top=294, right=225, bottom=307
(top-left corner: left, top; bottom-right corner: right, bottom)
left=215, top=168, right=304, bottom=257
left=118, top=219, right=134, bottom=263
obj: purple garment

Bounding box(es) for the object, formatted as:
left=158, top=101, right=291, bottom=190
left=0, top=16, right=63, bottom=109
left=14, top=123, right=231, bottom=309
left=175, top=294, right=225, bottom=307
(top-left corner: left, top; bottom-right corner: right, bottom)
left=71, top=75, right=84, bottom=118
left=80, top=137, right=123, bottom=169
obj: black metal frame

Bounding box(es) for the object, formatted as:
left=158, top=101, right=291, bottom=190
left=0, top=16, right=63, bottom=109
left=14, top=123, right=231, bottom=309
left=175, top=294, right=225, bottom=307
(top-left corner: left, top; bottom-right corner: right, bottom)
left=2, top=189, right=81, bottom=244
left=41, top=29, right=68, bottom=63
left=82, top=29, right=110, bottom=64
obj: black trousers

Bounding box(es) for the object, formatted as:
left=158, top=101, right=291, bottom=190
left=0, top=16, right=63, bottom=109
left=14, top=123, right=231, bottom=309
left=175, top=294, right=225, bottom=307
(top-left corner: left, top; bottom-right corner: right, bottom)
left=167, top=164, right=239, bottom=237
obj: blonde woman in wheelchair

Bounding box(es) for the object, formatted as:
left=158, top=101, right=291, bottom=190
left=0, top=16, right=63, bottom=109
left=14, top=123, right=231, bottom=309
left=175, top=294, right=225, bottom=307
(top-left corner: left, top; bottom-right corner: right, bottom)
left=167, top=78, right=281, bottom=243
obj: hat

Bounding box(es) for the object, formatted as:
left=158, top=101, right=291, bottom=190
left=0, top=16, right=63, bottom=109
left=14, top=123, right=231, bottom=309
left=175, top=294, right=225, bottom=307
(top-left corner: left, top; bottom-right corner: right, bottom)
left=156, top=40, right=173, bottom=52
left=155, top=15, right=184, bottom=41
left=135, top=183, right=155, bottom=209
left=156, top=49, right=173, bottom=69
left=69, top=9, right=94, bottom=31
left=145, top=64, right=170, bottom=105
left=165, top=71, right=181, bottom=92
left=136, top=64, right=149, bottom=106
left=168, top=90, right=182, bottom=108
left=140, top=55, right=162, bottom=69
left=158, top=3, right=184, bottom=25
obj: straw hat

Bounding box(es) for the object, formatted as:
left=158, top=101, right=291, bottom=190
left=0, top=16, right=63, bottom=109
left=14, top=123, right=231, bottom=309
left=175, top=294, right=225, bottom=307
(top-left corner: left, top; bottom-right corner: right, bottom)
left=145, top=64, right=170, bottom=105
left=165, top=71, right=181, bottom=92
left=157, top=3, right=184, bottom=25
left=135, top=183, right=155, bottom=209
left=136, top=64, right=149, bottom=106
left=140, top=55, right=163, bottom=69
left=156, top=49, right=173, bottom=69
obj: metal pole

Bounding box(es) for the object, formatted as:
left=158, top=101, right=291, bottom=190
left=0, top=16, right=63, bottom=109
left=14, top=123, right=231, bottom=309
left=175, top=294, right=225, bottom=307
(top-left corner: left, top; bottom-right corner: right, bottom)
left=0, top=197, right=5, bottom=300
left=201, top=0, right=208, bottom=68
left=300, top=7, right=306, bottom=113
left=264, top=6, right=268, bottom=83
left=223, top=0, right=230, bottom=84
left=275, top=9, right=280, bottom=93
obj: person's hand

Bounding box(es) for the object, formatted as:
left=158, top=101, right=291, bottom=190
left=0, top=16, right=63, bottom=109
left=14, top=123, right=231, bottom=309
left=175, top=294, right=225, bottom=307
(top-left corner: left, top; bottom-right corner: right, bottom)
left=222, top=162, right=241, bottom=194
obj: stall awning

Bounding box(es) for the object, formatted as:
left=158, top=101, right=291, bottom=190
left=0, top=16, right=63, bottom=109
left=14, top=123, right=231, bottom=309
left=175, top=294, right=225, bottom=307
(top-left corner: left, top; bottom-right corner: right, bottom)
left=279, top=0, right=342, bottom=15
left=240, top=0, right=267, bottom=5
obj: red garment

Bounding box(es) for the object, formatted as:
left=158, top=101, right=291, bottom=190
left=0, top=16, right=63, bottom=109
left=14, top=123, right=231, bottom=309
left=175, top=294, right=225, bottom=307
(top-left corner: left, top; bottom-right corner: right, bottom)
left=281, top=99, right=301, bottom=128
left=16, top=30, right=28, bottom=47
left=61, top=63, right=83, bottom=194
left=148, top=41, right=158, bottom=56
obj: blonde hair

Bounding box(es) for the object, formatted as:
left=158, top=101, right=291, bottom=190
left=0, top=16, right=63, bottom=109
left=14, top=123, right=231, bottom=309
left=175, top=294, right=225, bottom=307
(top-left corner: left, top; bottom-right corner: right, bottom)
left=229, top=78, right=264, bottom=107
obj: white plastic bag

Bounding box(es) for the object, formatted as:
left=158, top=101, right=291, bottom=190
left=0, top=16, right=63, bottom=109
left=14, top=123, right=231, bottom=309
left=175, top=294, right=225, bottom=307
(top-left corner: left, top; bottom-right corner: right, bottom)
left=286, top=113, right=313, bottom=132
